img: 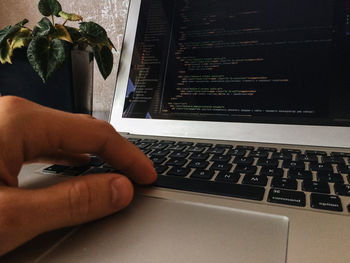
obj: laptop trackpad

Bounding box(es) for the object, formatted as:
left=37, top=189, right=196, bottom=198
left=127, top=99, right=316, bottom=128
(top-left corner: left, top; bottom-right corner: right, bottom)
left=41, top=195, right=289, bottom=263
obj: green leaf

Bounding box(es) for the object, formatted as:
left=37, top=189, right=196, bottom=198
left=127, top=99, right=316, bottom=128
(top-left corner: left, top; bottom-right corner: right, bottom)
left=80, top=22, right=108, bottom=43
left=38, top=0, right=62, bottom=17
left=65, top=26, right=82, bottom=43
left=27, top=36, right=68, bottom=82
left=15, top=19, right=29, bottom=27
left=54, top=24, right=73, bottom=43
left=58, top=11, right=83, bottom=21
left=93, top=45, right=113, bottom=79
left=35, top=17, right=55, bottom=37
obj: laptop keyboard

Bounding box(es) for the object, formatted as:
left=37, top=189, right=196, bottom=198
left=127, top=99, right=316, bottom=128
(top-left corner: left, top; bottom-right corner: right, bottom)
left=43, top=137, right=350, bottom=214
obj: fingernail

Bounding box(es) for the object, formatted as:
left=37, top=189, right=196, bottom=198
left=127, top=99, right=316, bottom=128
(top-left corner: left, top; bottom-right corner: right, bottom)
left=110, top=177, right=133, bottom=209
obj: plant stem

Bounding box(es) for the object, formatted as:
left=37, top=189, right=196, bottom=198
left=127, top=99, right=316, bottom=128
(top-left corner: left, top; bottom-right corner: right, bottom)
left=51, top=15, right=55, bottom=25
left=63, top=19, right=68, bottom=26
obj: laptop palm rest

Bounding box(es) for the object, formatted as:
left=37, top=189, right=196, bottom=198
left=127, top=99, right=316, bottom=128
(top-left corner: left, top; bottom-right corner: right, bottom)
left=39, top=195, right=289, bottom=263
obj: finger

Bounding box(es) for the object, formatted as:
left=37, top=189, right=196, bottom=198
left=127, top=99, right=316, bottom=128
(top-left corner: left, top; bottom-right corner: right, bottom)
left=0, top=173, right=133, bottom=255
left=28, top=151, right=91, bottom=166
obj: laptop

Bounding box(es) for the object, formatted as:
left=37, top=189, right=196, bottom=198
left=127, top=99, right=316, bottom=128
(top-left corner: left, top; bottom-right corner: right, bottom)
left=4, top=0, right=350, bottom=262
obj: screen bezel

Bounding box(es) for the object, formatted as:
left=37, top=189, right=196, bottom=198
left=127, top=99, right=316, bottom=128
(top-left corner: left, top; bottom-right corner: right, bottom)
left=110, top=0, right=350, bottom=148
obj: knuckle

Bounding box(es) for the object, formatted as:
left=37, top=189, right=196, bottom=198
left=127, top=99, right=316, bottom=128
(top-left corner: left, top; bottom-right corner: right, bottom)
left=68, top=180, right=92, bottom=224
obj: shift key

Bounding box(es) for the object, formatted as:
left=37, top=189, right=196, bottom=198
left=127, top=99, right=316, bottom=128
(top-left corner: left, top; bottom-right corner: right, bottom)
left=268, top=188, right=306, bottom=207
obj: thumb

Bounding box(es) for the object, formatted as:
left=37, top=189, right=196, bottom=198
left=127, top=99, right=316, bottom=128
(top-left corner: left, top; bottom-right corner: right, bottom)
left=0, top=174, right=133, bottom=255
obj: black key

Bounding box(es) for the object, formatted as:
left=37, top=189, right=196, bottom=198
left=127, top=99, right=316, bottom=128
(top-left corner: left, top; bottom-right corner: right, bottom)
left=150, top=150, right=170, bottom=157
left=210, top=162, right=232, bottom=171
left=260, top=167, right=284, bottom=177
left=89, top=156, right=105, bottom=167
left=310, top=193, right=343, bottom=212
left=233, top=156, right=254, bottom=165
left=282, top=161, right=305, bottom=170
left=177, top=141, right=194, bottom=146
left=317, top=172, right=344, bottom=183
left=206, top=147, right=225, bottom=154
left=166, top=158, right=187, bottom=167
left=127, top=138, right=141, bottom=143
left=150, top=156, right=166, bottom=165
left=334, top=184, right=350, bottom=196
left=142, top=149, right=152, bottom=155
left=268, top=188, right=306, bottom=207
left=168, top=145, right=186, bottom=151
left=43, top=164, right=69, bottom=174
left=167, top=167, right=191, bottom=177
left=227, top=149, right=246, bottom=156
left=215, top=172, right=240, bottom=183
left=248, top=151, right=269, bottom=158
left=337, top=164, right=350, bottom=174
left=170, top=151, right=189, bottom=159
left=302, top=180, right=330, bottom=194
left=236, top=145, right=254, bottom=150
left=187, top=146, right=205, bottom=153
left=215, top=144, right=233, bottom=149
left=188, top=160, right=209, bottom=169
left=154, top=175, right=265, bottom=201
left=271, top=152, right=292, bottom=160
left=242, top=175, right=268, bottom=186
left=287, top=170, right=312, bottom=180
left=281, top=148, right=301, bottom=154
left=137, top=142, right=151, bottom=149
left=196, top=143, right=213, bottom=147
left=271, top=178, right=298, bottom=190
left=190, top=153, right=209, bottom=161
left=331, top=152, right=350, bottom=157
left=234, top=165, right=257, bottom=174
left=141, top=139, right=158, bottom=144
left=309, top=163, right=333, bottom=173
left=63, top=165, right=90, bottom=176
left=296, top=154, right=318, bottom=162
left=160, top=140, right=176, bottom=144
left=82, top=167, right=110, bottom=175
left=305, top=150, right=327, bottom=156
left=190, top=170, right=214, bottom=180
left=257, top=147, right=277, bottom=152
left=152, top=143, right=168, bottom=150
left=257, top=158, right=279, bottom=168
left=321, top=156, right=345, bottom=165
left=155, top=165, right=168, bottom=174
left=211, top=154, right=231, bottom=163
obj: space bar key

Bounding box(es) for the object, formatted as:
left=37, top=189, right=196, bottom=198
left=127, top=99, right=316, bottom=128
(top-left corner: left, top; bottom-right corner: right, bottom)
left=154, top=175, right=265, bottom=201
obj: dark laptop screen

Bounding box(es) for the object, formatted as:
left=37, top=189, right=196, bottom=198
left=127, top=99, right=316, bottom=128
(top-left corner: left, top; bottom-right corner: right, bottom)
left=122, top=0, right=350, bottom=126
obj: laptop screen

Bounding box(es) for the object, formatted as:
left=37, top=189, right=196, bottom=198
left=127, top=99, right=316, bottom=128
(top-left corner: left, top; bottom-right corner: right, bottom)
left=122, top=0, right=350, bottom=126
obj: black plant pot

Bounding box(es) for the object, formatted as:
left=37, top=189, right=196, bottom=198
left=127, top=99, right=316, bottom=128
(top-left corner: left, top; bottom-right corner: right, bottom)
left=0, top=48, right=94, bottom=114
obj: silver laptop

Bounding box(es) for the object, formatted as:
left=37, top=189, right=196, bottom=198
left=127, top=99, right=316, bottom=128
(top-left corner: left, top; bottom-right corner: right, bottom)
left=5, top=0, right=350, bottom=262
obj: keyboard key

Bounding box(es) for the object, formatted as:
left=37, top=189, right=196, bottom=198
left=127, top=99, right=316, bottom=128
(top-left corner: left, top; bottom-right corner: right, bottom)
left=337, top=164, right=350, bottom=174
left=154, top=175, right=265, bottom=201
left=280, top=148, right=301, bottom=154
left=150, top=150, right=170, bottom=157
left=215, top=172, right=240, bottom=183
left=177, top=141, right=194, bottom=146
left=257, top=147, right=277, bottom=152
left=206, top=147, right=225, bottom=154
left=236, top=145, right=254, bottom=150
left=188, top=160, right=209, bottom=169
left=152, top=143, right=168, bottom=150
left=211, top=154, right=231, bottom=163
left=321, top=156, right=345, bottom=165
left=305, top=150, right=327, bottom=156
left=168, top=145, right=186, bottom=151
left=127, top=138, right=141, bottom=143
left=287, top=170, right=312, bottom=180
left=257, top=158, right=279, bottom=168
left=260, top=167, right=284, bottom=177
left=310, top=193, right=343, bottom=212
left=248, top=151, right=269, bottom=158
left=227, top=149, right=246, bottom=156
left=317, top=172, right=344, bottom=183
left=137, top=142, right=151, bottom=149
left=242, top=175, right=268, bottom=186
left=296, top=154, right=318, bottom=162
left=215, top=144, right=233, bottom=148
left=210, top=162, right=232, bottom=171
left=309, top=163, right=333, bottom=173
left=268, top=188, right=306, bottom=207
left=233, top=156, right=254, bottom=165
left=170, top=151, right=189, bottom=159
left=271, top=178, right=298, bottom=190
left=63, top=165, right=90, bottom=176
left=331, top=152, right=350, bottom=157
left=167, top=167, right=191, bottom=177
left=187, top=146, right=205, bottom=153
left=334, top=184, right=350, bottom=196
left=155, top=165, right=168, bottom=174
left=196, top=143, right=213, bottom=147
left=189, top=153, right=209, bottom=161
left=234, top=165, right=257, bottom=174
left=271, top=152, right=292, bottom=160
left=43, top=164, right=69, bottom=174
left=302, top=180, right=330, bottom=194
left=141, top=139, right=158, bottom=144
left=166, top=158, right=187, bottom=167
left=190, top=170, right=214, bottom=180
left=150, top=156, right=166, bottom=165
left=282, top=161, right=305, bottom=170
left=160, top=140, right=176, bottom=144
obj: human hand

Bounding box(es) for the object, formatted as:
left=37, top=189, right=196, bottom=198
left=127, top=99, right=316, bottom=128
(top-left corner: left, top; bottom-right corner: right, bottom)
left=0, top=96, right=157, bottom=255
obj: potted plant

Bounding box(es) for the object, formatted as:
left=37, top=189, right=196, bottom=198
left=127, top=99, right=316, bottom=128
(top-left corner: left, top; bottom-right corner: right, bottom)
left=0, top=0, right=115, bottom=114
